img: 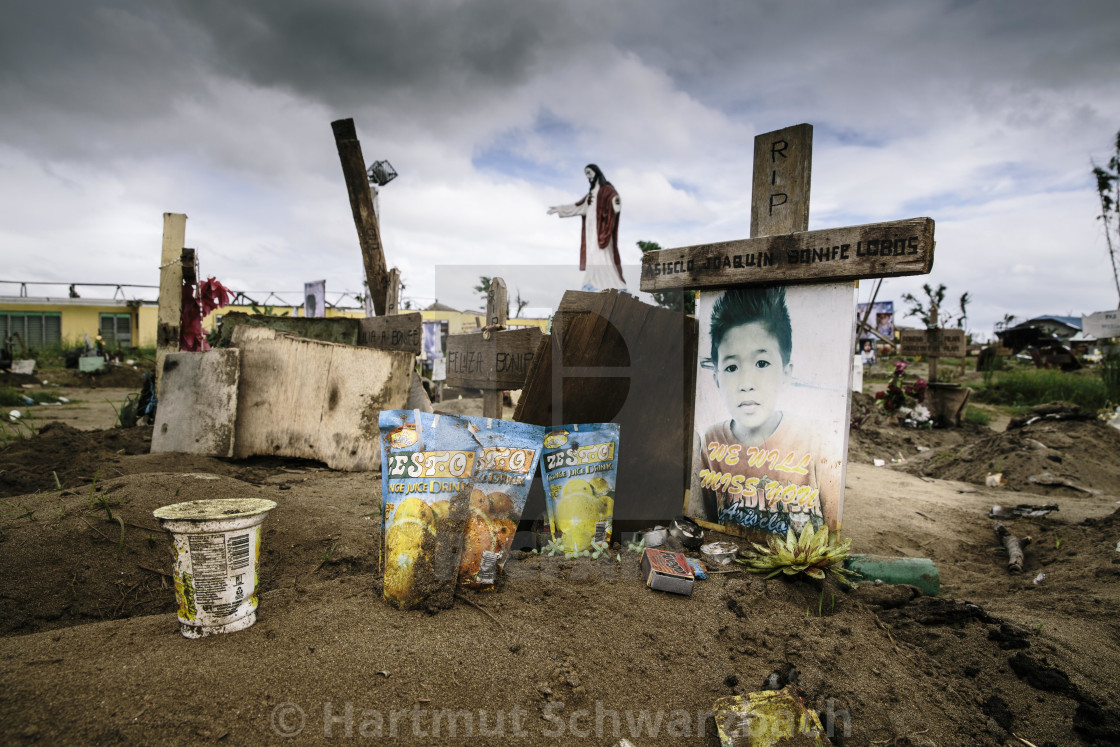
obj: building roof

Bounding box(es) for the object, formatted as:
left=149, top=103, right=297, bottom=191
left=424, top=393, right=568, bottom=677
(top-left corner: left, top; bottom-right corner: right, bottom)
left=1025, top=315, right=1081, bottom=331
left=0, top=295, right=155, bottom=307
left=424, top=301, right=460, bottom=312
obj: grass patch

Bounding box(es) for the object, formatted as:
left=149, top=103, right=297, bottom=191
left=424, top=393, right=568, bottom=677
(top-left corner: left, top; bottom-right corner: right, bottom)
left=0, top=389, right=59, bottom=407
left=974, top=369, right=1109, bottom=411
left=963, top=406, right=993, bottom=426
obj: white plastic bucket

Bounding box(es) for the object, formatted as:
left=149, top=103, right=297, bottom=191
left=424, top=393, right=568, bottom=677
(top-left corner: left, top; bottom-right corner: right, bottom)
left=153, top=498, right=277, bottom=638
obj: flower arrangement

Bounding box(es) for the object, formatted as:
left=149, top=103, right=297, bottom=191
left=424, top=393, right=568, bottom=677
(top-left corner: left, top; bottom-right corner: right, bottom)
left=874, top=360, right=930, bottom=427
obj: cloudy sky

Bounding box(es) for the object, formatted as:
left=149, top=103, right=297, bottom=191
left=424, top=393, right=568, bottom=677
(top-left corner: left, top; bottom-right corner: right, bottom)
left=3, top=0, right=1120, bottom=338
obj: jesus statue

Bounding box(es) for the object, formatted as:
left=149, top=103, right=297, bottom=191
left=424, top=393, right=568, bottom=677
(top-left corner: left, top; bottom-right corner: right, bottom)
left=547, top=164, right=626, bottom=292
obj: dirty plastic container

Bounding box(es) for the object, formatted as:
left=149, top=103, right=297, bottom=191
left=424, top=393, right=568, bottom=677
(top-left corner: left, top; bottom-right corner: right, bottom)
left=844, top=553, right=940, bottom=597
left=153, top=498, right=277, bottom=638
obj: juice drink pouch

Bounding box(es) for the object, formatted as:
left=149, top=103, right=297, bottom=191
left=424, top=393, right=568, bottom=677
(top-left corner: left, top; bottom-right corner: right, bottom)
left=457, top=417, right=546, bottom=589
left=379, top=410, right=476, bottom=610
left=541, top=423, right=620, bottom=554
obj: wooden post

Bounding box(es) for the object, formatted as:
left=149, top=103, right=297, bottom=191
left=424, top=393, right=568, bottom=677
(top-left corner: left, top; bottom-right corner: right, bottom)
left=386, top=268, right=400, bottom=316
left=751, top=123, right=813, bottom=237
left=331, top=118, right=388, bottom=317
left=156, top=212, right=187, bottom=396
left=928, top=301, right=939, bottom=384
left=483, top=278, right=508, bottom=418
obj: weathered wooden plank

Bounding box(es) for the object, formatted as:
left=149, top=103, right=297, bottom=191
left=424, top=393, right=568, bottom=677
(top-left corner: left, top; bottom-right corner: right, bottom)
left=155, top=212, right=187, bottom=396
left=214, top=312, right=360, bottom=348
left=445, top=327, right=541, bottom=389
left=358, top=312, right=421, bottom=354
left=482, top=278, right=509, bottom=417
left=639, top=217, right=935, bottom=291
left=151, top=349, right=240, bottom=458
left=899, top=327, right=966, bottom=357
left=332, top=118, right=389, bottom=316
left=514, top=290, right=698, bottom=529
left=751, top=123, right=812, bottom=238
left=230, top=326, right=413, bottom=471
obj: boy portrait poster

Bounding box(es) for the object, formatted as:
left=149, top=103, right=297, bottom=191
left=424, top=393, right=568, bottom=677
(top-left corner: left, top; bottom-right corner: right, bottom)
left=686, top=283, right=857, bottom=541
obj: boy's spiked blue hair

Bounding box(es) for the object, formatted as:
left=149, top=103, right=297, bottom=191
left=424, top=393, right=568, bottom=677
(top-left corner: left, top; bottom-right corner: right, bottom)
left=708, top=286, right=793, bottom=366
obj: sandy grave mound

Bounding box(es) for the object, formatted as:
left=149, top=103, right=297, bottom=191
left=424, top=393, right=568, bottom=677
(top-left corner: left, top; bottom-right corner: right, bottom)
left=897, top=402, right=1120, bottom=496
left=1, top=402, right=1119, bottom=743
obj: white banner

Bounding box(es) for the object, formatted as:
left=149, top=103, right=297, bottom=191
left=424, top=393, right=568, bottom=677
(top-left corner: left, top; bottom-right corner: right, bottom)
left=304, top=280, right=326, bottom=318
left=1082, top=310, right=1120, bottom=339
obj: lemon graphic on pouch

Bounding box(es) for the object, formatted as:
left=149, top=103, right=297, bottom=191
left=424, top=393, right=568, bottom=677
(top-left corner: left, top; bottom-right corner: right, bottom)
left=554, top=491, right=600, bottom=552
left=394, top=497, right=434, bottom=525
left=384, top=547, right=420, bottom=602
left=588, top=477, right=613, bottom=521
left=562, top=478, right=593, bottom=500
left=384, top=498, right=436, bottom=602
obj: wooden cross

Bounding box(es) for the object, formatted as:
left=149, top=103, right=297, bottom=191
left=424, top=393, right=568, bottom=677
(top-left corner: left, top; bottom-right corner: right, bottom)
left=641, top=123, right=936, bottom=539
left=445, top=277, right=542, bottom=418
left=641, top=124, right=934, bottom=290
left=898, top=326, right=966, bottom=383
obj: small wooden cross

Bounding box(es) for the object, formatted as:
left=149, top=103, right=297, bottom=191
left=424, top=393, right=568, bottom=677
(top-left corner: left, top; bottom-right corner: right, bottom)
left=898, top=326, right=967, bottom=383
left=445, top=277, right=542, bottom=418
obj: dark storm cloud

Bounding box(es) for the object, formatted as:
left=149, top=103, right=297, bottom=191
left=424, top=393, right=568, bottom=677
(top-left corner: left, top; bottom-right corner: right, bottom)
left=169, top=0, right=596, bottom=105
left=0, top=0, right=607, bottom=161
left=612, top=0, right=1120, bottom=128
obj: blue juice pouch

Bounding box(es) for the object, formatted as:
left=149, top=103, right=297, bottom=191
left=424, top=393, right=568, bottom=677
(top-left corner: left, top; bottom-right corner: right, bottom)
left=540, top=423, right=621, bottom=554
left=379, top=410, right=477, bottom=610
left=457, top=417, right=546, bottom=589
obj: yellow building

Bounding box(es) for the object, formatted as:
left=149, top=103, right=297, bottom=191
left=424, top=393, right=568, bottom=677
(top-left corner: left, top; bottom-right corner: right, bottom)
left=0, top=295, right=159, bottom=350
left=2, top=293, right=549, bottom=354
left=418, top=301, right=548, bottom=334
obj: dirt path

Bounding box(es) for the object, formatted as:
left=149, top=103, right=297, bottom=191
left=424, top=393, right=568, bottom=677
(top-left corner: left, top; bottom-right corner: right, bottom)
left=13, top=387, right=138, bottom=431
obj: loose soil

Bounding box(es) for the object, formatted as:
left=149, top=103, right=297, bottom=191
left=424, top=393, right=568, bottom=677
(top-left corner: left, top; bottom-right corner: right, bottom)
left=1, top=383, right=1119, bottom=745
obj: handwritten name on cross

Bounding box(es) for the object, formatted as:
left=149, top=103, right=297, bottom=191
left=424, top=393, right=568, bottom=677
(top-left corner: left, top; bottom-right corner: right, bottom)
left=445, top=277, right=542, bottom=419
left=357, top=266, right=422, bottom=354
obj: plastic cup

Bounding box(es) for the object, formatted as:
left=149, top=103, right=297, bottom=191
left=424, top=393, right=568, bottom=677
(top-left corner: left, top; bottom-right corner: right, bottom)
left=153, top=498, right=277, bottom=638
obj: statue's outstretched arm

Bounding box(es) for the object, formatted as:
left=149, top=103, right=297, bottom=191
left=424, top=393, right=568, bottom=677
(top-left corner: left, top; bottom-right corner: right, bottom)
left=547, top=200, right=587, bottom=218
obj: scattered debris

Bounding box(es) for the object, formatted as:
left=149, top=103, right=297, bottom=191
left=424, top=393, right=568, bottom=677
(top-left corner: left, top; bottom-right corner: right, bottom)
left=713, top=686, right=828, bottom=747
left=640, top=548, right=694, bottom=596
left=1027, top=473, right=1096, bottom=494
left=993, top=522, right=1031, bottom=573
left=701, top=541, right=739, bottom=566
left=989, top=504, right=1059, bottom=519
left=669, top=516, right=704, bottom=549
left=686, top=558, right=707, bottom=580
left=845, top=554, right=940, bottom=596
